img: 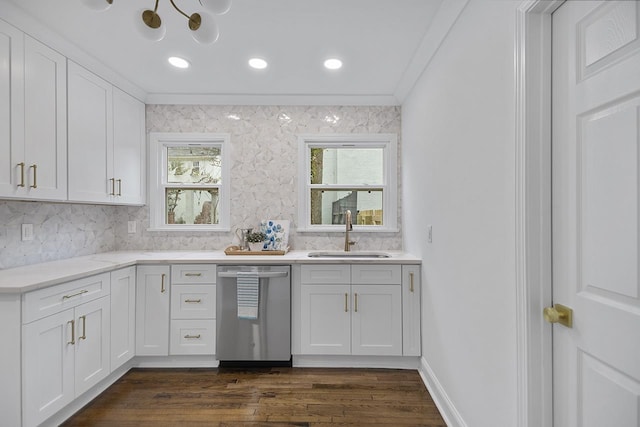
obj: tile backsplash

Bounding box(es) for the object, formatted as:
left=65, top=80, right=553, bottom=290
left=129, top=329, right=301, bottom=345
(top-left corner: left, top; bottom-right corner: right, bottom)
left=1, top=105, right=402, bottom=269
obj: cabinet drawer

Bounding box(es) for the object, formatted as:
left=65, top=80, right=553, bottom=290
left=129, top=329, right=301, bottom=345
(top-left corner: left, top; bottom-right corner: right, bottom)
left=301, top=265, right=350, bottom=284
left=171, top=264, right=216, bottom=284
left=22, top=272, right=111, bottom=324
left=170, top=319, right=216, bottom=355
left=351, top=265, right=401, bottom=285
left=171, top=284, right=216, bottom=319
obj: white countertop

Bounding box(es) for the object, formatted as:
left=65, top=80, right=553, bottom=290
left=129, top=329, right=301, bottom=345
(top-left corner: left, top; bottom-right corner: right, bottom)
left=0, top=250, right=421, bottom=294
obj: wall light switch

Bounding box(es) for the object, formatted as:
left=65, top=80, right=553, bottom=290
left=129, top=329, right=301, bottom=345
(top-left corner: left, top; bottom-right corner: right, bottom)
left=127, top=221, right=137, bottom=234
left=427, top=225, right=433, bottom=243
left=21, top=224, right=34, bottom=241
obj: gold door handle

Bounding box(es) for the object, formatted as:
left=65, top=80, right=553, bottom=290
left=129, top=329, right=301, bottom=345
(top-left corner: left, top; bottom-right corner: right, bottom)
left=185, top=273, right=202, bottom=277
left=184, top=299, right=202, bottom=303
left=184, top=334, right=201, bottom=339
left=17, top=162, right=25, bottom=187
left=354, top=293, right=358, bottom=312
left=79, top=315, right=87, bottom=340
left=116, top=179, right=122, bottom=196
left=68, top=319, right=75, bottom=345
left=109, top=178, right=115, bottom=196
left=409, top=272, right=414, bottom=293
left=30, top=164, right=37, bottom=188
left=62, top=289, right=88, bottom=300
left=344, top=293, right=348, bottom=312
left=161, top=273, right=166, bottom=293
left=543, top=304, right=573, bottom=328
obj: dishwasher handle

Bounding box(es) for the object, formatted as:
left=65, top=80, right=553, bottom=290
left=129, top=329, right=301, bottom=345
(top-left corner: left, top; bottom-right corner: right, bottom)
left=217, top=271, right=289, bottom=279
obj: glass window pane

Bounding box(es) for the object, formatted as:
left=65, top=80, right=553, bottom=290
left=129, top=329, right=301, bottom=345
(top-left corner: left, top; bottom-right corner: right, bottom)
left=310, top=189, right=383, bottom=225
left=167, top=146, right=222, bottom=184
left=310, top=147, right=383, bottom=185
left=166, top=188, right=219, bottom=225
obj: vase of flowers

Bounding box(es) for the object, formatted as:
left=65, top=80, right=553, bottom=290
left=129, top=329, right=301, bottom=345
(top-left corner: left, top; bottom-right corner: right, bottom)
left=246, top=231, right=266, bottom=251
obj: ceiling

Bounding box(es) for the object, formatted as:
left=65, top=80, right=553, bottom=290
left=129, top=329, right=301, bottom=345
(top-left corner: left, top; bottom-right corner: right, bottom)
left=3, top=0, right=448, bottom=104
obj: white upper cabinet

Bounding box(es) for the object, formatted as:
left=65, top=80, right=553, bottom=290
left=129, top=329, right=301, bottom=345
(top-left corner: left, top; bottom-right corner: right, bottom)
left=0, top=23, right=67, bottom=201
left=68, top=61, right=145, bottom=205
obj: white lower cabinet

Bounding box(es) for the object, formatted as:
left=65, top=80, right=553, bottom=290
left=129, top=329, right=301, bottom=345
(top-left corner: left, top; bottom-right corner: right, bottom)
left=300, top=264, right=403, bottom=356
left=22, top=273, right=111, bottom=427
left=110, top=266, right=136, bottom=370
left=169, top=264, right=217, bottom=355
left=136, top=265, right=170, bottom=356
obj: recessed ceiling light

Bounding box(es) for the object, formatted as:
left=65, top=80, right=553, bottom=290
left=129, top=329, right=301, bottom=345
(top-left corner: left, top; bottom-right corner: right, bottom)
left=248, top=58, right=268, bottom=69
left=168, top=56, right=190, bottom=69
left=324, top=58, right=343, bottom=70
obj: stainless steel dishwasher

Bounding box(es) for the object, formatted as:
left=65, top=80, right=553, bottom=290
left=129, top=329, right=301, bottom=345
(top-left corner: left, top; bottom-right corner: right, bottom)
left=216, top=265, right=291, bottom=366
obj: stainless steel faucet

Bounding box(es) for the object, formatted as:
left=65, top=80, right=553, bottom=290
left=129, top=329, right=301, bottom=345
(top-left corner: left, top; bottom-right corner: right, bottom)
left=344, top=210, right=355, bottom=251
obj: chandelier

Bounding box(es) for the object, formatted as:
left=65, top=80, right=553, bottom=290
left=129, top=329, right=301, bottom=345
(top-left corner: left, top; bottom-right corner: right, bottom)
left=82, top=0, right=232, bottom=44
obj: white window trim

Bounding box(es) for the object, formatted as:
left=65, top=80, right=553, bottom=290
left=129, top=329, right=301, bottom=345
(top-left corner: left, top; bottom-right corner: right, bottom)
left=297, top=133, right=398, bottom=233
left=148, top=132, right=231, bottom=231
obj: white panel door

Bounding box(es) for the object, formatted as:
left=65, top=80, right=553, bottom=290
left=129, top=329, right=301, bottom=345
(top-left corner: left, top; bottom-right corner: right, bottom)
left=300, top=284, right=351, bottom=355
left=23, top=36, right=67, bottom=200
left=110, top=266, right=136, bottom=370
left=402, top=265, right=421, bottom=356
left=0, top=21, right=24, bottom=197
left=351, top=284, right=402, bottom=356
left=74, top=296, right=110, bottom=396
left=67, top=61, right=113, bottom=203
left=113, top=87, right=145, bottom=205
left=22, top=309, right=75, bottom=427
left=552, top=2, right=640, bottom=426
left=136, top=266, right=170, bottom=356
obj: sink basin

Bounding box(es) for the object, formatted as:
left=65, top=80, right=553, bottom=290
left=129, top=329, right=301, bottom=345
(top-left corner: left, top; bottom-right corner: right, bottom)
left=307, top=251, right=391, bottom=258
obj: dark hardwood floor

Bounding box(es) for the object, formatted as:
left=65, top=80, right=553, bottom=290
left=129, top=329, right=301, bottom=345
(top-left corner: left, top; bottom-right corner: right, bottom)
left=61, top=367, right=446, bottom=426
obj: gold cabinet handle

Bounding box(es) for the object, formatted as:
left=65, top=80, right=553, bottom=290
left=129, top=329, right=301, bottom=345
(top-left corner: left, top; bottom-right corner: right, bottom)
left=185, top=273, right=202, bottom=277
left=62, top=289, right=88, bottom=300
left=543, top=304, right=573, bottom=328
left=109, top=178, right=115, bottom=196
left=184, top=334, right=201, bottom=339
left=30, top=164, right=37, bottom=188
left=116, top=179, right=122, bottom=196
left=79, top=315, right=87, bottom=340
left=409, top=272, right=414, bottom=293
left=68, top=319, right=75, bottom=345
left=354, top=293, right=358, bottom=312
left=17, top=162, right=25, bottom=187
left=344, top=293, right=348, bottom=312
left=161, top=273, right=166, bottom=293
left=185, top=299, right=202, bottom=303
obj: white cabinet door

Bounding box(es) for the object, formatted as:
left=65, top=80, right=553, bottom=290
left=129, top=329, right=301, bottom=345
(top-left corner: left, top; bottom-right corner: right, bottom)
left=300, top=284, right=351, bottom=355
left=22, top=309, right=75, bottom=427
left=0, top=21, right=24, bottom=197
left=351, top=284, right=402, bottom=356
left=74, top=296, right=110, bottom=396
left=23, top=36, right=67, bottom=201
left=67, top=61, right=113, bottom=203
left=402, top=265, right=421, bottom=356
left=110, top=266, right=136, bottom=370
left=136, top=265, right=170, bottom=356
left=113, top=87, right=145, bottom=205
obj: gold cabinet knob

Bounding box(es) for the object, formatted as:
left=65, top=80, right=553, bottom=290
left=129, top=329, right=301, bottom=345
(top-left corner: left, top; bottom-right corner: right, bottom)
left=543, top=304, right=573, bottom=328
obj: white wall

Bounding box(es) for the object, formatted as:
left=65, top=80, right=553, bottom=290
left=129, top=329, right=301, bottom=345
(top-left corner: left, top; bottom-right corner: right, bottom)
left=402, top=1, right=518, bottom=425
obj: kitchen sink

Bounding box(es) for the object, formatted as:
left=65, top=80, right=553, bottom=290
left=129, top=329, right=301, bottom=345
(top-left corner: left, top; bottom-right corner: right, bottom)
left=307, top=251, right=391, bottom=258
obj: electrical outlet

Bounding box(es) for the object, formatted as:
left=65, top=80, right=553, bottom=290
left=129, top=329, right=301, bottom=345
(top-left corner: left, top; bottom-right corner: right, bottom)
left=127, top=221, right=137, bottom=234
left=427, top=225, right=433, bottom=243
left=21, top=224, right=34, bottom=241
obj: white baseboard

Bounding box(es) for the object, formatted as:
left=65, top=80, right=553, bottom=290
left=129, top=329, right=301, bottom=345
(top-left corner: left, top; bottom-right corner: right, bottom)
left=293, top=355, right=420, bottom=369
left=418, top=356, right=467, bottom=427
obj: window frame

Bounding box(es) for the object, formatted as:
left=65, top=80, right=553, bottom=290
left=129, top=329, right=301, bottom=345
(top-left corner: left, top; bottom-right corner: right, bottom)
left=297, top=133, right=398, bottom=232
left=149, top=132, right=230, bottom=231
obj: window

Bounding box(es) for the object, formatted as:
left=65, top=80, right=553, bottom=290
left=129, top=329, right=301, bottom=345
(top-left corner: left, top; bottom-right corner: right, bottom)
left=149, top=133, right=230, bottom=231
left=298, top=134, right=398, bottom=232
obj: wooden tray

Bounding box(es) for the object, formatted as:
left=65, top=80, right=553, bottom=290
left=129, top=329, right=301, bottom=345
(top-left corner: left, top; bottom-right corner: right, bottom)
left=224, top=246, right=288, bottom=256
